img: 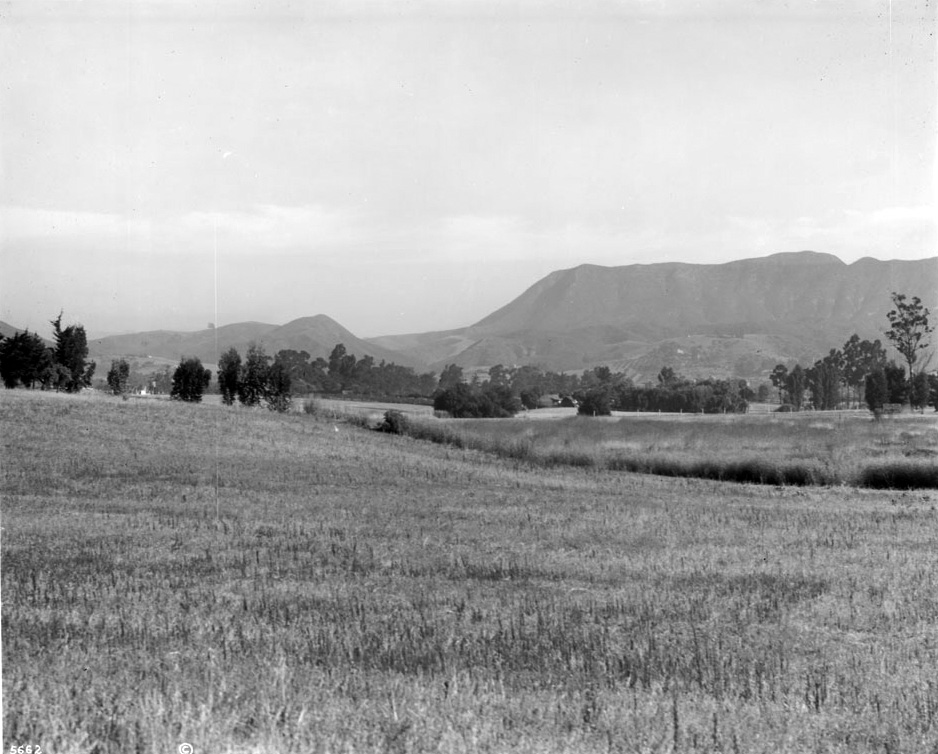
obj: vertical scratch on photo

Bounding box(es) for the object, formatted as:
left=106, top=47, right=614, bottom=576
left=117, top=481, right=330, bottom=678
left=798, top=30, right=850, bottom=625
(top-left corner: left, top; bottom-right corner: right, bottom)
left=214, top=213, right=220, bottom=520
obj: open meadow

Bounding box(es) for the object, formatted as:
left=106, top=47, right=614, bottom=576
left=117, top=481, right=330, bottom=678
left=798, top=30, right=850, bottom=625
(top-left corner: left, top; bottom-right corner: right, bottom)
left=3, top=390, right=938, bottom=753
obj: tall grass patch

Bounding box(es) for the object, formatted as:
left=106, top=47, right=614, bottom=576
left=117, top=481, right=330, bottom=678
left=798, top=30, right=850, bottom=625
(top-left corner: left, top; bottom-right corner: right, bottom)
left=858, top=461, right=938, bottom=489
left=387, top=411, right=937, bottom=488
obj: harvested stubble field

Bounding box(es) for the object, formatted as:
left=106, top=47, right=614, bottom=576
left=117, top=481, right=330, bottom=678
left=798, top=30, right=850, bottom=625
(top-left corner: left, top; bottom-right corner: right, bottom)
left=3, top=390, right=938, bottom=753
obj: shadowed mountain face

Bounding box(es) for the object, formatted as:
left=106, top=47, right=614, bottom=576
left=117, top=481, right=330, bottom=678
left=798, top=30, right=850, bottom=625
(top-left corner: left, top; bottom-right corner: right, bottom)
left=88, top=315, right=418, bottom=370
left=368, top=252, right=938, bottom=381
left=470, top=252, right=934, bottom=339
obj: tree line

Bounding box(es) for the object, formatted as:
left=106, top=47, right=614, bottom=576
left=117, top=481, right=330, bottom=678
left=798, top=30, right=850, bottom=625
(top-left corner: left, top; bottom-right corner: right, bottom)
left=428, top=363, right=753, bottom=417
left=768, top=293, right=936, bottom=412
left=265, top=343, right=439, bottom=398
left=105, top=344, right=293, bottom=410
left=99, top=342, right=439, bottom=410
left=575, top=367, right=752, bottom=416
left=0, top=314, right=95, bottom=391
left=3, top=292, right=934, bottom=416
left=144, top=346, right=600, bottom=417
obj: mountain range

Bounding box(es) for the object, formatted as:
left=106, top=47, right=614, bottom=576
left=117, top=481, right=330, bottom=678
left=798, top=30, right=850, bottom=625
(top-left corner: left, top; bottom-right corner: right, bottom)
left=369, top=252, right=938, bottom=381
left=7, top=252, right=937, bottom=382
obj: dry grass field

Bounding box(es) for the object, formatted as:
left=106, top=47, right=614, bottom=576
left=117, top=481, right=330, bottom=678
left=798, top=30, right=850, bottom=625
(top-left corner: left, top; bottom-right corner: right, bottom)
left=3, top=390, right=938, bottom=753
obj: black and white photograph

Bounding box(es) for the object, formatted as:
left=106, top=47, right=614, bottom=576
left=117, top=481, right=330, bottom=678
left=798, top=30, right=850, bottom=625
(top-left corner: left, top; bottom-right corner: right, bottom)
left=2, top=1, right=937, bottom=752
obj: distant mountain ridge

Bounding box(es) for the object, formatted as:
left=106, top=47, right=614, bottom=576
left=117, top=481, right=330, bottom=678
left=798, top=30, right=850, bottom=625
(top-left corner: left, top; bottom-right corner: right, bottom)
left=88, top=314, right=418, bottom=370
left=71, top=252, right=938, bottom=382
left=470, top=252, right=930, bottom=338
left=368, top=252, right=938, bottom=380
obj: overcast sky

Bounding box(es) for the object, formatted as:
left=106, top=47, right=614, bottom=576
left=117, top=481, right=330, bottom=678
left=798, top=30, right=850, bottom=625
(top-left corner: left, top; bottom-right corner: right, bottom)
left=1, top=0, right=935, bottom=338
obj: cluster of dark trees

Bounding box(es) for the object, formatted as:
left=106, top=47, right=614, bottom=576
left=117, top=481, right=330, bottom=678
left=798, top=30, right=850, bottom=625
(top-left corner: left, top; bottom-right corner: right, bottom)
left=99, top=343, right=436, bottom=409
left=768, top=294, right=937, bottom=412
left=108, top=344, right=293, bottom=409
left=569, top=366, right=751, bottom=416
left=170, top=358, right=213, bottom=403
left=430, top=362, right=582, bottom=417
left=109, top=345, right=288, bottom=409
left=269, top=344, right=438, bottom=399
left=432, top=380, right=523, bottom=418
left=769, top=335, right=889, bottom=411
left=0, top=314, right=95, bottom=391
left=773, top=355, right=937, bottom=413
left=216, top=344, right=292, bottom=411
left=429, top=363, right=751, bottom=417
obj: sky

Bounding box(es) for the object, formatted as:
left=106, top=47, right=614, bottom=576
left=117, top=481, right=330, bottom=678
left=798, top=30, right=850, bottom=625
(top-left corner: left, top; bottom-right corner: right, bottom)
left=1, top=0, right=935, bottom=339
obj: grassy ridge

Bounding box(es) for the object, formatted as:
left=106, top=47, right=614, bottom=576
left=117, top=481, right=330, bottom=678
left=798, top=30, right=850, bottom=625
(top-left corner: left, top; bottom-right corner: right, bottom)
left=3, top=391, right=938, bottom=752
left=385, top=412, right=938, bottom=489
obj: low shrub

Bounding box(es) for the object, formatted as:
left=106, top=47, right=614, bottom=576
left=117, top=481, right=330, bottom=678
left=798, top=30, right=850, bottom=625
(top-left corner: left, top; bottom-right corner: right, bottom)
left=858, top=463, right=938, bottom=490
left=587, top=453, right=830, bottom=486
left=376, top=410, right=409, bottom=435
left=696, top=460, right=825, bottom=486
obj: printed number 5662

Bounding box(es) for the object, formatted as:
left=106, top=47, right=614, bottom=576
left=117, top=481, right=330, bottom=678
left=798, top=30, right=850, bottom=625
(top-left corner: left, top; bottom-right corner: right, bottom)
left=11, top=746, right=42, bottom=754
